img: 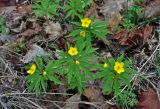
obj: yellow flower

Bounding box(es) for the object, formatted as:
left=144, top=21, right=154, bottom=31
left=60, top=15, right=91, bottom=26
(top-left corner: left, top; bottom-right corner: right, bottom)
left=81, top=18, right=91, bottom=28
left=76, top=60, right=80, bottom=65
left=80, top=31, right=85, bottom=37
left=27, top=64, right=36, bottom=75
left=114, top=62, right=124, bottom=74
left=68, top=47, right=78, bottom=56
left=43, top=71, right=47, bottom=76
left=103, top=63, right=108, bottom=68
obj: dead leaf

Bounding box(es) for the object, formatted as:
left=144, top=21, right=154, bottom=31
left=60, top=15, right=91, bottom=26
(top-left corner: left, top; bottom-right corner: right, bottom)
left=100, top=0, right=129, bottom=20
left=142, top=25, right=153, bottom=43
left=144, top=0, right=160, bottom=18
left=63, top=94, right=80, bottom=109
left=138, top=89, right=160, bottom=109
left=110, top=25, right=152, bottom=48
left=108, top=12, right=123, bottom=28
left=18, top=29, right=39, bottom=42
left=0, top=5, right=31, bottom=14
left=83, top=86, right=105, bottom=103
left=82, top=86, right=111, bottom=109
left=45, top=21, right=62, bottom=41
left=0, top=0, right=16, bottom=7
left=22, top=44, right=47, bottom=63
left=85, top=3, right=98, bottom=17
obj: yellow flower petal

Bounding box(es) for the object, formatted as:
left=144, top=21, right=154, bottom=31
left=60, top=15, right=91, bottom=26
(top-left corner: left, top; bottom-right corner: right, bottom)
left=68, top=47, right=78, bottom=56
left=81, top=18, right=91, bottom=28
left=27, top=70, right=33, bottom=74
left=114, top=61, right=125, bottom=74
left=27, top=64, right=36, bottom=75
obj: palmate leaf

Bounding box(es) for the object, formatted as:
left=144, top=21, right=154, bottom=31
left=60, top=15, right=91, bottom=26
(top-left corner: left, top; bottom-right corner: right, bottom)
left=113, top=77, right=120, bottom=96
left=79, top=46, right=97, bottom=56
left=71, top=22, right=81, bottom=26
left=67, top=64, right=76, bottom=82
left=94, top=72, right=105, bottom=79
left=45, top=61, right=64, bottom=73
left=82, top=0, right=93, bottom=6
left=35, top=57, right=43, bottom=72
left=117, top=54, right=124, bottom=62
left=26, top=72, right=39, bottom=83
left=47, top=74, right=61, bottom=84
left=92, top=31, right=107, bottom=42
left=32, top=0, right=61, bottom=18
left=86, top=34, right=92, bottom=47
left=75, top=67, right=84, bottom=93
left=27, top=75, right=41, bottom=96
left=119, top=74, right=131, bottom=89
left=64, top=0, right=86, bottom=19
left=65, top=29, right=83, bottom=38
left=41, top=76, right=47, bottom=92
left=35, top=78, right=41, bottom=96
left=65, top=10, right=75, bottom=19
left=76, top=37, right=85, bottom=53
left=103, top=75, right=113, bottom=93
left=41, top=0, right=48, bottom=8
left=92, top=21, right=109, bottom=28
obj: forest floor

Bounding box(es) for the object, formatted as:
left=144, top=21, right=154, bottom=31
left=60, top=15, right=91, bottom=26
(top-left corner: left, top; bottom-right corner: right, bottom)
left=0, top=0, right=160, bottom=109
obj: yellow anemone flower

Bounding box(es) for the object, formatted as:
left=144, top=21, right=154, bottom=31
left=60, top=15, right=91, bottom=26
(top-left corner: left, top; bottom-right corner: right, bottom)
left=81, top=18, right=91, bottom=28
left=114, top=62, right=124, bottom=74
left=68, top=47, right=78, bottom=56
left=76, top=60, right=80, bottom=65
left=27, top=64, right=36, bottom=75
left=103, top=63, right=108, bottom=68
left=80, top=31, right=85, bottom=37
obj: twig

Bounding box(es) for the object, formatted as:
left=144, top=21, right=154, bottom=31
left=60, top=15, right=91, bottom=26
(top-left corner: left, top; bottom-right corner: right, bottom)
left=19, top=97, right=43, bottom=109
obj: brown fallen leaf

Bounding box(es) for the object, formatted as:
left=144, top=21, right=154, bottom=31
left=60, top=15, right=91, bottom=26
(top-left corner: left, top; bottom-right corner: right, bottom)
left=82, top=86, right=111, bottom=109
left=83, top=86, right=105, bottom=103
left=138, top=89, right=160, bottom=109
left=85, top=3, right=104, bottom=21
left=108, top=11, right=123, bottom=28
left=63, top=94, right=80, bottom=109
left=85, top=3, right=98, bottom=17
left=45, top=21, right=62, bottom=41
left=144, top=0, right=160, bottom=18
left=100, top=0, right=130, bottom=23
left=18, top=29, right=39, bottom=41
left=0, top=0, right=16, bottom=7
left=110, top=25, right=152, bottom=48
left=142, top=25, right=153, bottom=43
left=110, top=29, right=142, bottom=47
left=0, top=5, right=31, bottom=14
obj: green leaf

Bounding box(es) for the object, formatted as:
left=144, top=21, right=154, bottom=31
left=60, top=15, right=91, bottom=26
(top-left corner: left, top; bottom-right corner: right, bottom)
left=65, top=29, right=83, bottom=38
left=103, top=76, right=112, bottom=93
left=119, top=75, right=131, bottom=89
left=94, top=72, right=105, bottom=79
left=47, top=74, right=61, bottom=84
left=35, top=57, right=43, bottom=71
left=41, top=77, right=46, bottom=92
left=71, top=22, right=81, bottom=26
left=113, top=77, right=120, bottom=96
left=34, top=77, right=41, bottom=96
left=117, top=54, right=124, bottom=62
left=92, top=21, right=109, bottom=28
